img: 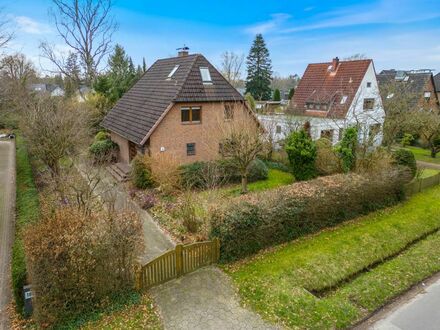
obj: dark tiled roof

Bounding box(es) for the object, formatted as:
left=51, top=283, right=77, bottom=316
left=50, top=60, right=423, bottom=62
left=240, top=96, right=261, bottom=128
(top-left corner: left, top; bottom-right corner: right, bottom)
left=434, top=73, right=440, bottom=92
left=102, top=54, right=243, bottom=145
left=287, top=59, right=372, bottom=118
left=377, top=70, right=432, bottom=95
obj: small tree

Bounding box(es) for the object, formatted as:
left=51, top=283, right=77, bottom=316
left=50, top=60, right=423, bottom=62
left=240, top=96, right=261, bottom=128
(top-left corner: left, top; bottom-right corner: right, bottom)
left=245, top=92, right=256, bottom=111
left=220, top=115, right=264, bottom=193
left=288, top=87, right=295, bottom=100
left=334, top=127, right=358, bottom=172
left=284, top=130, right=317, bottom=181
left=273, top=88, right=281, bottom=101
left=220, top=51, right=244, bottom=87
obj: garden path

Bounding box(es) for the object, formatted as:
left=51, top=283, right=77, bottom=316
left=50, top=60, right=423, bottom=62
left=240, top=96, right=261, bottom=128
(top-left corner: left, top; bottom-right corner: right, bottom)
left=0, top=141, right=15, bottom=330
left=417, top=160, right=440, bottom=170
left=151, top=266, right=277, bottom=330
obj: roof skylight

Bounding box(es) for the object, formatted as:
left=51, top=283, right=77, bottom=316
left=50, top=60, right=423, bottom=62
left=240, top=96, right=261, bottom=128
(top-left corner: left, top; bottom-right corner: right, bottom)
left=200, top=67, right=212, bottom=83
left=167, top=65, right=179, bottom=79
left=340, top=95, right=348, bottom=104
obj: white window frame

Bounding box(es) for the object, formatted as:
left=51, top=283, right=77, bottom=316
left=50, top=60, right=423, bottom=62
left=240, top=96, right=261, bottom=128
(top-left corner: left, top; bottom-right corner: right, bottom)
left=167, top=65, right=179, bottom=79
left=200, top=67, right=212, bottom=84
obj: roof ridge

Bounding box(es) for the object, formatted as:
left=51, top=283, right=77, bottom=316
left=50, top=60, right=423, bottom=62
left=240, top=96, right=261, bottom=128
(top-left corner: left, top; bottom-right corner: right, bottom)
left=173, top=54, right=202, bottom=101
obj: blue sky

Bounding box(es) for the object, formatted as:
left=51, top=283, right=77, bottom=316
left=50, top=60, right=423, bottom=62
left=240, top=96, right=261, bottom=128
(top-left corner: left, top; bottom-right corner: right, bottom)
left=2, top=0, right=440, bottom=77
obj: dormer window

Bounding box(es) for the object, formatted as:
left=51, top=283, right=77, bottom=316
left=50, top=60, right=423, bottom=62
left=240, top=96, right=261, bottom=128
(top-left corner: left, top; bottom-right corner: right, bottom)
left=200, top=67, right=212, bottom=84
left=167, top=65, right=179, bottom=79
left=424, top=91, right=431, bottom=102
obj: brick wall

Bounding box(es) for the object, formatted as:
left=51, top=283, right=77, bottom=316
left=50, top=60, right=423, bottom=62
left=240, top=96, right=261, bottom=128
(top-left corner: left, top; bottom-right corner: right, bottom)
left=148, top=102, right=254, bottom=164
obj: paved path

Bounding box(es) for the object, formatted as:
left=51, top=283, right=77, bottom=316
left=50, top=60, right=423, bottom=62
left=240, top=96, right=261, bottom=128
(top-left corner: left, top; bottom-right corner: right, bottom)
left=0, top=141, right=15, bottom=330
left=76, top=160, right=175, bottom=263
left=356, top=273, right=440, bottom=330
left=417, top=160, right=440, bottom=170
left=151, top=266, right=277, bottom=330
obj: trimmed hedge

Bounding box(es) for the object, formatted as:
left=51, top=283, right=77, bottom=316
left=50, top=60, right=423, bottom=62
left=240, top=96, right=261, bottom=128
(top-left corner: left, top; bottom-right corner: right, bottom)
left=13, top=136, right=40, bottom=315
left=181, top=159, right=268, bottom=189
left=210, top=170, right=408, bottom=262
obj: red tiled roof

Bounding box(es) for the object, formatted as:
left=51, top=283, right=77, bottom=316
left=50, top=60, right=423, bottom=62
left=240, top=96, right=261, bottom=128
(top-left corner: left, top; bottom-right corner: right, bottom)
left=288, top=59, right=372, bottom=118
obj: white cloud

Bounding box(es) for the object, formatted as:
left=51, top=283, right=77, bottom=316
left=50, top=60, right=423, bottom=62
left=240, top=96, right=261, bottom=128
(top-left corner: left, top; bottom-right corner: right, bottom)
left=245, top=13, right=290, bottom=35
left=15, top=16, right=52, bottom=35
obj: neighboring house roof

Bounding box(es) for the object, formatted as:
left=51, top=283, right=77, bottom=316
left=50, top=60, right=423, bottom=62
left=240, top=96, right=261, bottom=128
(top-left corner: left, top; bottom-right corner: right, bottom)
left=433, top=73, right=440, bottom=93
left=376, top=69, right=438, bottom=108
left=288, top=58, right=372, bottom=119
left=29, top=83, right=64, bottom=94
left=102, top=54, right=243, bottom=145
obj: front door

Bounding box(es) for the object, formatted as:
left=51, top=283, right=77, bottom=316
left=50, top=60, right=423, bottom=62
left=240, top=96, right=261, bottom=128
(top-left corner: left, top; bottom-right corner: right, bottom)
left=129, top=141, right=137, bottom=162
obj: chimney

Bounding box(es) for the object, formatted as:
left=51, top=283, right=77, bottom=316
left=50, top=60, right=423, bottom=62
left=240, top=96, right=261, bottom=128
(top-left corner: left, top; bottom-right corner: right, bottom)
left=331, top=57, right=339, bottom=71
left=177, top=45, right=189, bottom=57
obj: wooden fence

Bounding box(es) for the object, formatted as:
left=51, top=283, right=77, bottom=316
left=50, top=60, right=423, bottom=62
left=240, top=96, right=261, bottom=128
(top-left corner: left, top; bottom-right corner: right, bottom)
left=404, top=173, right=440, bottom=196
left=136, top=238, right=220, bottom=290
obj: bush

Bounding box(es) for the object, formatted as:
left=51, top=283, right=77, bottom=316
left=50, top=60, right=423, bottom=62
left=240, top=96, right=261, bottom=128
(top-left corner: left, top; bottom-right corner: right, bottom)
left=401, top=133, right=414, bottom=147
left=24, top=207, right=143, bottom=327
left=263, top=160, right=291, bottom=173
left=393, top=149, right=417, bottom=177
left=94, top=131, right=109, bottom=142
left=210, top=170, right=408, bottom=262
left=315, top=138, right=341, bottom=175
left=285, top=130, right=317, bottom=181
left=180, top=159, right=269, bottom=189
left=334, top=127, right=357, bottom=172
left=89, top=139, right=118, bottom=163
left=131, top=155, right=153, bottom=189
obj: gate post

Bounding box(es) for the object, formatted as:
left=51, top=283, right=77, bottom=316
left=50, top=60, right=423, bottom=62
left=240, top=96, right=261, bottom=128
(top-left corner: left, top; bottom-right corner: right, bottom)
left=176, top=244, right=183, bottom=277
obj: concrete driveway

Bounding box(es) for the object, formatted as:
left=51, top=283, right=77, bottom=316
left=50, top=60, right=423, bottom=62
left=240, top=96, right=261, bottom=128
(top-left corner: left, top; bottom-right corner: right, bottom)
left=0, top=141, right=15, bottom=330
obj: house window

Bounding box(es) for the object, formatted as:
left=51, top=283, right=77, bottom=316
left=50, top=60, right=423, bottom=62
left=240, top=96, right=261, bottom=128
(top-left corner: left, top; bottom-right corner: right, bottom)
left=316, top=104, right=321, bottom=110
left=367, top=82, right=372, bottom=88
left=276, top=125, right=282, bottom=134
left=424, top=91, right=432, bottom=102
left=307, top=103, right=313, bottom=109
left=200, top=67, right=212, bottom=84
left=363, top=98, right=375, bottom=110
left=224, top=104, right=234, bottom=120
left=181, top=106, right=201, bottom=123
left=321, top=129, right=334, bottom=140
left=186, top=143, right=196, bottom=156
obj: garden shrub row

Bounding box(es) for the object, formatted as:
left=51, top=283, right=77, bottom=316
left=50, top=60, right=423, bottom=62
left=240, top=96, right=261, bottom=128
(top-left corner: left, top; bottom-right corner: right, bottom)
left=210, top=170, right=409, bottom=261
left=13, top=136, right=40, bottom=314
left=180, top=158, right=268, bottom=189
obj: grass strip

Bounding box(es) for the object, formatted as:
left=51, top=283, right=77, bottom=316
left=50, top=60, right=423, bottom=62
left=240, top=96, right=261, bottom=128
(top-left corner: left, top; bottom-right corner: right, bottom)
left=229, top=186, right=440, bottom=328
left=12, top=135, right=40, bottom=314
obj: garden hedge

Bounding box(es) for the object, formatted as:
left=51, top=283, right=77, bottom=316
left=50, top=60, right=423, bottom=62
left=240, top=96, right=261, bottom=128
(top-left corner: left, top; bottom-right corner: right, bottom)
left=210, top=170, right=409, bottom=262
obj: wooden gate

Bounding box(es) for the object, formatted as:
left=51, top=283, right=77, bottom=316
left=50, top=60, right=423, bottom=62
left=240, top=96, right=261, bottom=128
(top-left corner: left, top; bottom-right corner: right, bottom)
left=136, top=238, right=220, bottom=290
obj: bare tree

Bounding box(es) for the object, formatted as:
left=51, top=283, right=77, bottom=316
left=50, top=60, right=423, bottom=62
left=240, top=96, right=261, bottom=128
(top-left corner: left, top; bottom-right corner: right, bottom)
left=0, top=53, right=36, bottom=85
left=219, top=106, right=264, bottom=193
left=41, top=0, right=117, bottom=85
left=220, top=51, right=244, bottom=87
left=0, top=9, right=13, bottom=50
left=21, top=97, right=89, bottom=187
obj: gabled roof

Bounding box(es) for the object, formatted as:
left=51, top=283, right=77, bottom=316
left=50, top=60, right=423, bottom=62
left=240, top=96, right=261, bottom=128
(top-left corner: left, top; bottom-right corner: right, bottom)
left=102, top=54, right=243, bottom=145
left=288, top=59, right=372, bottom=118
left=434, top=73, right=440, bottom=92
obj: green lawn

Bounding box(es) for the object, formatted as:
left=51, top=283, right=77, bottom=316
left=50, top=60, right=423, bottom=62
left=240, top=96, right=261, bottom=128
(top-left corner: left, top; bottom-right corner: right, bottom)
left=405, top=146, right=440, bottom=164
left=227, top=185, right=440, bottom=329
left=418, top=168, right=439, bottom=178
left=226, top=169, right=294, bottom=196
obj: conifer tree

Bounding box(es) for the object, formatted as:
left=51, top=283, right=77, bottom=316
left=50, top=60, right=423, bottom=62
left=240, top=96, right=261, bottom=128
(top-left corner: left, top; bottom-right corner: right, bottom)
left=245, top=34, right=272, bottom=101
left=273, top=88, right=281, bottom=101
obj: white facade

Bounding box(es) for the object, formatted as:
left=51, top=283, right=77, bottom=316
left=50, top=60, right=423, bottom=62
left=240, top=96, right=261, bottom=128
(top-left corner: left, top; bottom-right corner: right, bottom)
left=259, top=62, right=385, bottom=147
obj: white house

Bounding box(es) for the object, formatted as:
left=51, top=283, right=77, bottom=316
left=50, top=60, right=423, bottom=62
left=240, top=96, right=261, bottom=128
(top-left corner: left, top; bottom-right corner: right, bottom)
left=259, top=57, right=385, bottom=147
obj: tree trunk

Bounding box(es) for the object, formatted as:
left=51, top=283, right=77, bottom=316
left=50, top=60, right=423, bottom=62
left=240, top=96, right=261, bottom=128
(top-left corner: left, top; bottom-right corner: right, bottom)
left=431, top=147, right=437, bottom=158
left=241, top=175, right=248, bottom=194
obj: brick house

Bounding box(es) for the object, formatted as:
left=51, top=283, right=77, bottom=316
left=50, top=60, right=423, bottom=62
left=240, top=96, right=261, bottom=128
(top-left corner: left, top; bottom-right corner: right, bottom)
left=377, top=69, right=440, bottom=112
left=259, top=57, right=385, bottom=146
left=102, top=50, right=254, bottom=167
left=433, top=72, right=440, bottom=102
